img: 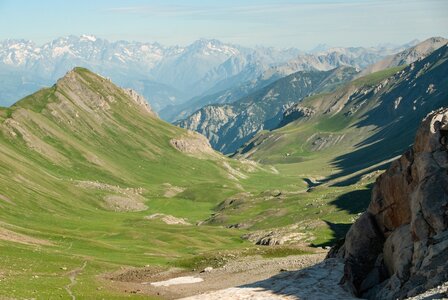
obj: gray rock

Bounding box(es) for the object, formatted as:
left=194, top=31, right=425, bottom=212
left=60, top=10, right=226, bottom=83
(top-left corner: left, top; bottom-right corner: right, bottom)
left=201, top=267, right=213, bottom=273
left=383, top=224, right=413, bottom=280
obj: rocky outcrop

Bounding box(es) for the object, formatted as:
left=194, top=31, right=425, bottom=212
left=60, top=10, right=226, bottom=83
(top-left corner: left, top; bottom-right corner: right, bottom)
left=279, top=105, right=315, bottom=127
left=145, top=213, right=191, bottom=225
left=122, top=88, right=157, bottom=117
left=242, top=224, right=312, bottom=246
left=170, top=130, right=218, bottom=158
left=176, top=105, right=237, bottom=151
left=75, top=180, right=148, bottom=212
left=329, top=108, right=448, bottom=299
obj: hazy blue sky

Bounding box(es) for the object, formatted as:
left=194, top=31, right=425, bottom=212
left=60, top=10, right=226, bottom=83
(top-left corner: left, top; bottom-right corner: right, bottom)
left=0, top=0, right=447, bottom=49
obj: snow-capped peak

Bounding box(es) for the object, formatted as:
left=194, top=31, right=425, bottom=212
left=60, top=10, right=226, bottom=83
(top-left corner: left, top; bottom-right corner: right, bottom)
left=80, top=34, right=97, bottom=42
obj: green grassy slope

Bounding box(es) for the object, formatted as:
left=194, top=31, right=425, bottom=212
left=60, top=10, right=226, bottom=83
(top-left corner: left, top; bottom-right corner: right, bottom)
left=0, top=68, right=310, bottom=299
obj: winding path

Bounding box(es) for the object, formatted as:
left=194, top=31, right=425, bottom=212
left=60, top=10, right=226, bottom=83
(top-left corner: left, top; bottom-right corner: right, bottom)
left=64, top=261, right=87, bottom=300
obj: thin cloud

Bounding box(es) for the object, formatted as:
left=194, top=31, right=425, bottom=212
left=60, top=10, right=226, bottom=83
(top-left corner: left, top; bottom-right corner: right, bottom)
left=106, top=4, right=210, bottom=17
left=105, top=1, right=384, bottom=19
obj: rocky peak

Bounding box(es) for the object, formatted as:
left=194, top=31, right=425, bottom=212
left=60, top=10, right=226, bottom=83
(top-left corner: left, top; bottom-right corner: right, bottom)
left=329, top=107, right=448, bottom=299
left=397, top=36, right=448, bottom=65
left=54, top=68, right=156, bottom=117
left=187, top=38, right=239, bottom=55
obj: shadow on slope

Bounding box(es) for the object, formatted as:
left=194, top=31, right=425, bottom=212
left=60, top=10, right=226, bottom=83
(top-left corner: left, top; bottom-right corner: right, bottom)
left=323, top=105, right=440, bottom=186
left=312, top=187, right=372, bottom=247
left=312, top=221, right=352, bottom=248
left=322, top=46, right=448, bottom=185
left=329, top=160, right=390, bottom=187
left=330, top=185, right=372, bottom=215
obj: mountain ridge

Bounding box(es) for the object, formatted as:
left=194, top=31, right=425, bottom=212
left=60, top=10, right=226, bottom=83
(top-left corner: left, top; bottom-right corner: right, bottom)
left=358, top=36, right=447, bottom=76
left=235, top=44, right=448, bottom=185
left=177, top=66, right=358, bottom=154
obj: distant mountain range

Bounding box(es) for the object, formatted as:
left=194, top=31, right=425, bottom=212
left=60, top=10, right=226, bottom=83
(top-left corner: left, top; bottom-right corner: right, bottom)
left=159, top=41, right=419, bottom=121
left=358, top=37, right=447, bottom=76
left=0, top=36, right=299, bottom=111
left=0, top=35, right=416, bottom=113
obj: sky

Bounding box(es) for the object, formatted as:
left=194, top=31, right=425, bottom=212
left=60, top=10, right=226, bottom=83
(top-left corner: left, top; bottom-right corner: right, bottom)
left=0, top=0, right=447, bottom=50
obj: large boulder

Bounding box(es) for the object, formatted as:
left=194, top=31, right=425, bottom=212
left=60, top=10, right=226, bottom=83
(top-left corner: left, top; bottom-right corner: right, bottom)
left=329, top=107, right=448, bottom=299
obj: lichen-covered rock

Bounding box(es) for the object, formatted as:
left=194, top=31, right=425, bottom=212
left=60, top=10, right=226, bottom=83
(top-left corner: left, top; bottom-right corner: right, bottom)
left=329, top=107, right=448, bottom=299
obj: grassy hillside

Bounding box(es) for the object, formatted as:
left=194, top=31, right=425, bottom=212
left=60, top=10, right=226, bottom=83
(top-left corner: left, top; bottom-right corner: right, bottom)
left=0, top=68, right=313, bottom=299
left=234, top=67, right=404, bottom=165
left=236, top=45, right=448, bottom=180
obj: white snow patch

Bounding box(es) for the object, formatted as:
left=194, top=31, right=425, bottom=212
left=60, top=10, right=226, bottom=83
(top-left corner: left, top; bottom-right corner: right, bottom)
left=8, top=44, right=23, bottom=50
left=113, top=53, right=126, bottom=63
left=394, top=96, right=402, bottom=109
left=148, top=276, right=203, bottom=287
left=53, top=46, right=72, bottom=57
left=81, top=34, right=97, bottom=42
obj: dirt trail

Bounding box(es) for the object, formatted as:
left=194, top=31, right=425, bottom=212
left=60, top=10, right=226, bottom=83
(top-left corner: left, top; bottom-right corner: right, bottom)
left=105, top=253, right=339, bottom=299
left=64, top=261, right=87, bottom=300
left=0, top=226, right=52, bottom=246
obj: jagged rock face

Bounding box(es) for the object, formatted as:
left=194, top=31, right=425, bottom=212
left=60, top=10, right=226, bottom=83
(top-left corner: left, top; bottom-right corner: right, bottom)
left=122, top=88, right=157, bottom=117
left=279, top=105, right=315, bottom=127
left=330, top=108, right=448, bottom=299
